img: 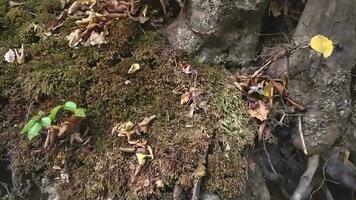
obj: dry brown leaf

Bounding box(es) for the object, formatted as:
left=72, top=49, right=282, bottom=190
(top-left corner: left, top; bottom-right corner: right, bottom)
left=83, top=31, right=107, bottom=46
left=271, top=80, right=286, bottom=96
left=57, top=116, right=82, bottom=137
left=180, top=92, right=191, bottom=105
left=247, top=100, right=269, bottom=121
left=15, top=44, right=25, bottom=64
left=105, top=0, right=129, bottom=13
left=117, top=121, right=135, bottom=136
left=66, top=29, right=83, bottom=47
left=138, top=115, right=156, bottom=133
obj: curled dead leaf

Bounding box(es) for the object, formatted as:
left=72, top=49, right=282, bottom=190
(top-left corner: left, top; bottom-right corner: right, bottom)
left=247, top=100, right=270, bottom=121
left=66, top=29, right=83, bottom=47
left=117, top=121, right=134, bottom=136
left=15, top=44, right=25, bottom=64
left=138, top=115, right=156, bottom=133
left=83, top=31, right=107, bottom=46
left=180, top=92, right=191, bottom=105
left=128, top=63, right=140, bottom=74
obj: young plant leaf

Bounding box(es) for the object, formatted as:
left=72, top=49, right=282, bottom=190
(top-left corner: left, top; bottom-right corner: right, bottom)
left=64, top=101, right=77, bottom=111
left=41, top=116, right=52, bottom=128
left=73, top=108, right=86, bottom=118
left=49, top=105, right=63, bottom=120
left=27, top=122, right=42, bottom=140
left=21, top=118, right=37, bottom=134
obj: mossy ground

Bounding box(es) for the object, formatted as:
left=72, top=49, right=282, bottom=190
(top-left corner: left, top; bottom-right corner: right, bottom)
left=0, top=1, right=255, bottom=200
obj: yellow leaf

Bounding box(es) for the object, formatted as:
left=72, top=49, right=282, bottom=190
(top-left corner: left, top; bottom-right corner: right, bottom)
left=135, top=152, right=153, bottom=165
left=263, top=83, right=273, bottom=98
left=117, top=121, right=134, bottom=135
left=309, top=35, right=333, bottom=58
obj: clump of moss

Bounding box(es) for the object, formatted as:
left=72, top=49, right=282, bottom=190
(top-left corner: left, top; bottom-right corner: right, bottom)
left=203, top=83, right=254, bottom=199
left=204, top=141, right=249, bottom=199
left=217, top=86, right=254, bottom=149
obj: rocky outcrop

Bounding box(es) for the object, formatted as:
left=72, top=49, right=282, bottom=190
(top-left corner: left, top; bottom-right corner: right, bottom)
left=165, top=0, right=267, bottom=65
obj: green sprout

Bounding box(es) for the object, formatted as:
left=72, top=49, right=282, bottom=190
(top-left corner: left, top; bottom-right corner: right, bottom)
left=21, top=101, right=86, bottom=140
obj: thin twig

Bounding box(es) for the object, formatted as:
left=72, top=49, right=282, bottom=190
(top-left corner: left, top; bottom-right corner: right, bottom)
left=263, top=136, right=277, bottom=174
left=0, top=180, right=10, bottom=197
left=298, top=116, right=308, bottom=155
left=309, top=154, right=339, bottom=200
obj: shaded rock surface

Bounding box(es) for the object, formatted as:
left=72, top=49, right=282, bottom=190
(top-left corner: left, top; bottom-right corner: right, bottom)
left=165, top=0, right=267, bottom=65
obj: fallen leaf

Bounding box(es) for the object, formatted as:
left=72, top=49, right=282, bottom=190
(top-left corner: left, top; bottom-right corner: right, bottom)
left=310, top=34, right=333, bottom=58
left=83, top=31, right=107, bottom=46
left=4, top=49, right=15, bottom=63
left=128, top=63, right=140, bottom=74
left=68, top=1, right=82, bottom=15
left=15, top=44, right=25, bottom=64
left=9, top=1, right=26, bottom=7
left=117, top=121, right=134, bottom=136
left=271, top=80, right=286, bottom=96
left=57, top=116, right=82, bottom=137
left=263, top=82, right=274, bottom=98
left=180, top=92, right=191, bottom=105
left=155, top=179, right=164, bottom=188
left=105, top=0, right=129, bottom=13
left=136, top=152, right=153, bottom=165
left=66, top=29, right=83, bottom=47
left=247, top=100, right=270, bottom=121
left=75, top=11, right=102, bottom=25
left=138, top=115, right=156, bottom=133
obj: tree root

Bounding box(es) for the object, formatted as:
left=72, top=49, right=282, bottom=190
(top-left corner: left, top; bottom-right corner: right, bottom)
left=291, top=154, right=320, bottom=200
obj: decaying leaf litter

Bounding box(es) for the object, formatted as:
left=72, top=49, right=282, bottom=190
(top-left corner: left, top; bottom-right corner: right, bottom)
left=0, top=0, right=349, bottom=199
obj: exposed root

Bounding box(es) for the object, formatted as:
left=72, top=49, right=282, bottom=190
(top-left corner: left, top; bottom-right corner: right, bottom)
left=291, top=154, right=320, bottom=200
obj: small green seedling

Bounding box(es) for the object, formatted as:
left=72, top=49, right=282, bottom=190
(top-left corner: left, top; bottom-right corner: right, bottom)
left=21, top=101, right=86, bottom=140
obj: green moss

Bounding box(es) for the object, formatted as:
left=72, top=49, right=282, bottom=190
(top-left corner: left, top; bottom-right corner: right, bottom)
left=201, top=85, right=254, bottom=199
left=217, top=87, right=254, bottom=147
left=0, top=2, right=255, bottom=199
left=205, top=145, right=249, bottom=199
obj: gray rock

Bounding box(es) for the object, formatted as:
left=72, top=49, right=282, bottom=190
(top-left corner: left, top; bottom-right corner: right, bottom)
left=165, top=0, right=267, bottom=65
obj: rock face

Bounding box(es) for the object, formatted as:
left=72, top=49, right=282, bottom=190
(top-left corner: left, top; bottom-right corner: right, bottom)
left=165, top=0, right=267, bottom=65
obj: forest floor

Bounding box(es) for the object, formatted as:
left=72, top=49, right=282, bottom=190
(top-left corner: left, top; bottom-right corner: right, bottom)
left=1, top=1, right=355, bottom=200
left=0, top=1, right=258, bottom=199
